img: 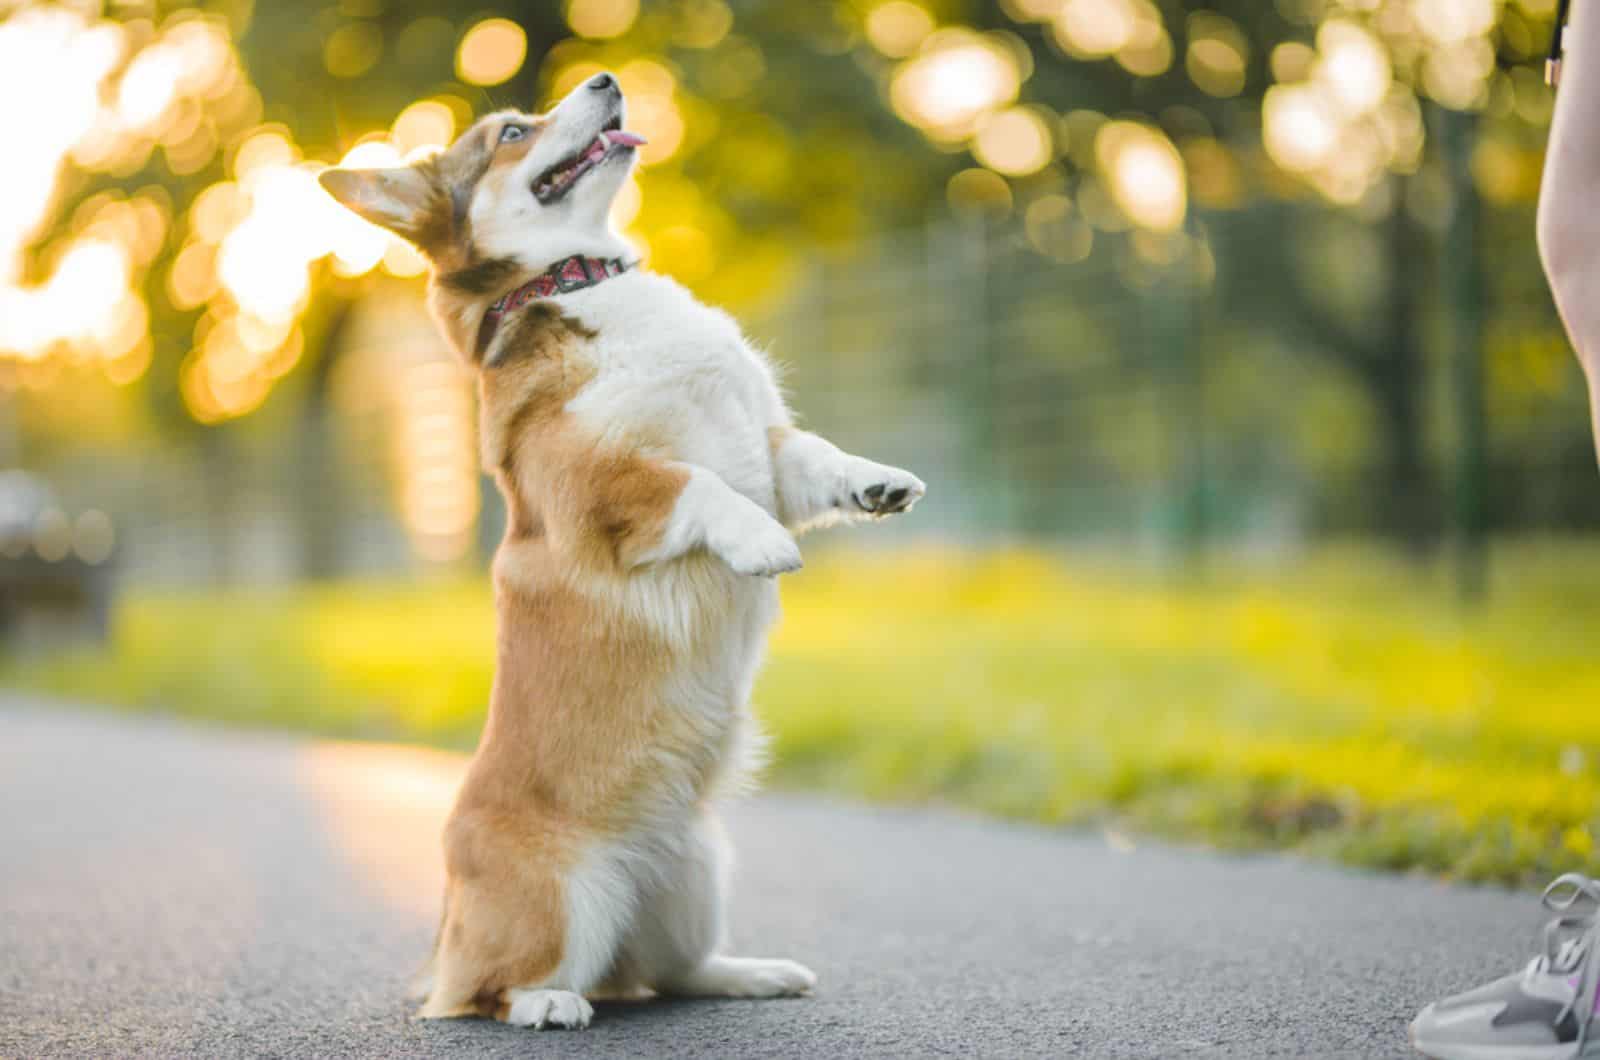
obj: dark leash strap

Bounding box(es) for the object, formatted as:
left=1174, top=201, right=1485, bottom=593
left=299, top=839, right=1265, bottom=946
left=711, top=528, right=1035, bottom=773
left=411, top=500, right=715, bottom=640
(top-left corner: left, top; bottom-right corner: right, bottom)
left=1550, top=0, right=1574, bottom=86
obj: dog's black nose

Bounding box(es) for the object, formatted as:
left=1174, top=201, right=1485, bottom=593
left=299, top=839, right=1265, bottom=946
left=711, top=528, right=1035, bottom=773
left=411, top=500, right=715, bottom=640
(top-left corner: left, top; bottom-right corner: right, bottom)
left=588, top=73, right=617, bottom=92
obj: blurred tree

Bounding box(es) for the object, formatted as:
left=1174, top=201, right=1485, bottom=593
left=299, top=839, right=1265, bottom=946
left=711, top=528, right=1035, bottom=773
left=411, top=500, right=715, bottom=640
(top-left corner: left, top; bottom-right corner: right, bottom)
left=0, top=0, right=1581, bottom=574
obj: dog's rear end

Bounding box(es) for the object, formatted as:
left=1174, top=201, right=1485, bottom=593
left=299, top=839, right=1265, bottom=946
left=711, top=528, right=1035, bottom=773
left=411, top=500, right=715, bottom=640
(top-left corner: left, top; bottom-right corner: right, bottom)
left=321, top=73, right=922, bottom=1029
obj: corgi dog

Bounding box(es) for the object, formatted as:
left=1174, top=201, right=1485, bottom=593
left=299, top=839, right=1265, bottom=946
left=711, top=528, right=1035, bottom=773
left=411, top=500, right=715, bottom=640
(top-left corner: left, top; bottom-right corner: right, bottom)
left=319, top=73, right=924, bottom=1030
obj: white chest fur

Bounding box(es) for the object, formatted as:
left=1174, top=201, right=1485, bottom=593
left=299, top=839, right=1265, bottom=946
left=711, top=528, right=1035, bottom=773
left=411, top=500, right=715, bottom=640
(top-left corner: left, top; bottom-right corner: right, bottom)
left=556, top=272, right=783, bottom=514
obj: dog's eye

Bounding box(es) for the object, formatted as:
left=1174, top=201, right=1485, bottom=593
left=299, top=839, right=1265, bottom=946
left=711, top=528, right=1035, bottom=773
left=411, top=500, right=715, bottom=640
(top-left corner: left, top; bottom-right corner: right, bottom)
left=499, top=124, right=528, bottom=144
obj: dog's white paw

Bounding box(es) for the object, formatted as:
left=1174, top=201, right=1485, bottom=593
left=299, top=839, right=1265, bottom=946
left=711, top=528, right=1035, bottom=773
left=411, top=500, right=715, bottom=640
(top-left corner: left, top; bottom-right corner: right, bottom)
left=708, top=508, right=803, bottom=577
left=505, top=988, right=593, bottom=1030
left=728, top=958, right=817, bottom=998
left=845, top=462, right=925, bottom=517
left=671, top=955, right=818, bottom=998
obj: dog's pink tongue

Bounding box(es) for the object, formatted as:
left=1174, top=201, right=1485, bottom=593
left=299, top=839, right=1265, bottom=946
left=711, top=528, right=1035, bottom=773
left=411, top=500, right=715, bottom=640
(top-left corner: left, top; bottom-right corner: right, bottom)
left=603, top=130, right=646, bottom=147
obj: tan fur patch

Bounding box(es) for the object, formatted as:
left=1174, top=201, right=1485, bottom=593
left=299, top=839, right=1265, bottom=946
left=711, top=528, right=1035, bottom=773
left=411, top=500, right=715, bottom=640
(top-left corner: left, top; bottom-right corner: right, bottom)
left=767, top=425, right=795, bottom=456
left=476, top=306, right=687, bottom=573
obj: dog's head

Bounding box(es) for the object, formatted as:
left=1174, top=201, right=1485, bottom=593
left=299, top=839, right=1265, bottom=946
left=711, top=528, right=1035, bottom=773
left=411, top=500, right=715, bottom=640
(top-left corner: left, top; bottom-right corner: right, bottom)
left=319, top=72, right=641, bottom=289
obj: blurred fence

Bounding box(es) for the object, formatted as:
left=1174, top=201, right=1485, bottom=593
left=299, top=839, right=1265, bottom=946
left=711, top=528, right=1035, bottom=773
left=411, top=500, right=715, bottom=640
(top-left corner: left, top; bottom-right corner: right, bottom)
left=4, top=205, right=1596, bottom=589
left=758, top=214, right=1598, bottom=561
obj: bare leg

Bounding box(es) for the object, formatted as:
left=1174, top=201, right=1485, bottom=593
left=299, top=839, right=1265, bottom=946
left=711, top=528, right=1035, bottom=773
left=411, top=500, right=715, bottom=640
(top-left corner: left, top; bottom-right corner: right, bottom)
left=1539, top=0, right=1600, bottom=461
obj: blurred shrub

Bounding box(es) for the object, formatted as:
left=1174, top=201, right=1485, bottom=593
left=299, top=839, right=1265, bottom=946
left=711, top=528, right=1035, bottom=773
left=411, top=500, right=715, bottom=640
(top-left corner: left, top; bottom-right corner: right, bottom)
left=7, top=544, right=1600, bottom=883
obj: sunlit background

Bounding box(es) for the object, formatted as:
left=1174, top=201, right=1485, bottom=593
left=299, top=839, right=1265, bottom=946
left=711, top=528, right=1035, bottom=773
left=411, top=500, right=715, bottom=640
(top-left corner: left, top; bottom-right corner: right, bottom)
left=3, top=0, right=1596, bottom=884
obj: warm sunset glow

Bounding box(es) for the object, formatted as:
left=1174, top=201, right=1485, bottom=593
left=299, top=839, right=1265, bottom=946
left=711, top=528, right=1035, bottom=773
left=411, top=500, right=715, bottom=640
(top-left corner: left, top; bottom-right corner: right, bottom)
left=0, top=5, right=268, bottom=385
left=456, top=18, right=528, bottom=87
left=1187, top=37, right=1246, bottom=97
left=1271, top=41, right=1316, bottom=83
left=1414, top=0, right=1496, bottom=45
left=890, top=31, right=1022, bottom=139
left=233, top=128, right=297, bottom=180
left=566, top=0, right=640, bottom=40
left=395, top=361, right=480, bottom=563
left=299, top=743, right=464, bottom=918
left=946, top=166, right=1014, bottom=216
left=1261, top=8, right=1437, bottom=202
left=1313, top=21, right=1390, bottom=114
left=1096, top=121, right=1186, bottom=232
left=392, top=100, right=456, bottom=155
left=175, top=125, right=434, bottom=423
left=973, top=107, right=1054, bottom=176
left=1114, top=13, right=1174, bottom=78
left=1008, top=0, right=1070, bottom=17
left=1262, top=83, right=1339, bottom=173
left=1056, top=0, right=1136, bottom=57
left=618, top=60, right=685, bottom=165
left=118, top=43, right=185, bottom=131
left=866, top=1, right=936, bottom=58
left=1421, top=38, right=1496, bottom=109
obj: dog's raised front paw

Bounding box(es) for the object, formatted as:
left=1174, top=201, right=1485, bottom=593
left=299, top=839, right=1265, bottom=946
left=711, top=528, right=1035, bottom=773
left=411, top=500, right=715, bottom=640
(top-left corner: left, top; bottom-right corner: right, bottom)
left=848, top=463, right=925, bottom=516
left=505, top=988, right=593, bottom=1030
left=709, top=510, right=803, bottom=577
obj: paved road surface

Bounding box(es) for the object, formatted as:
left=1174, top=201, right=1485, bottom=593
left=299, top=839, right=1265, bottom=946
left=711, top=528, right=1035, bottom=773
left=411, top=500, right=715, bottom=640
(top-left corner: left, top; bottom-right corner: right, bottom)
left=0, top=698, right=1546, bottom=1058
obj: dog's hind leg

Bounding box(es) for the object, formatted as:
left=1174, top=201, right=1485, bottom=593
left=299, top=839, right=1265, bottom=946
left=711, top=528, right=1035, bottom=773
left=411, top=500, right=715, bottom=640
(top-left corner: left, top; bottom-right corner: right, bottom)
left=418, top=814, right=635, bottom=1030
left=619, top=809, right=817, bottom=1000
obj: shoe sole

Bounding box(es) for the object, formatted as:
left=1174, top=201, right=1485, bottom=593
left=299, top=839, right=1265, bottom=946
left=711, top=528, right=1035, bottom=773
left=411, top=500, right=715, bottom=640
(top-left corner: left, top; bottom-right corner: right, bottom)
left=1411, top=1026, right=1579, bottom=1060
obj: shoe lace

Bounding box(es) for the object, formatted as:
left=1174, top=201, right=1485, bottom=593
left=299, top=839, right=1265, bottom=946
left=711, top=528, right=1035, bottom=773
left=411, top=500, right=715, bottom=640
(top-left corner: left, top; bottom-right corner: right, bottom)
left=1538, top=873, right=1600, bottom=1051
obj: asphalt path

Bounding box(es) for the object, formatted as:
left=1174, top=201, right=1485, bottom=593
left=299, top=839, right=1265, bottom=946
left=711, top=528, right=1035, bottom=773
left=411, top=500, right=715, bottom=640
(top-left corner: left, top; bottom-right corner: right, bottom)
left=0, top=697, right=1547, bottom=1058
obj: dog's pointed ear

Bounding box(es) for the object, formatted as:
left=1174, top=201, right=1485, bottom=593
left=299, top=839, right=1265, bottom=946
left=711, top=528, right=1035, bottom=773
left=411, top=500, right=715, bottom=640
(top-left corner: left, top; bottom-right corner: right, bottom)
left=319, top=165, right=438, bottom=245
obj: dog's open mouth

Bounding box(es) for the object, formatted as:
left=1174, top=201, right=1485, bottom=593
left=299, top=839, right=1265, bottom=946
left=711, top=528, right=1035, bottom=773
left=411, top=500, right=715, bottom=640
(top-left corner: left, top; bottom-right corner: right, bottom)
left=533, top=120, right=646, bottom=203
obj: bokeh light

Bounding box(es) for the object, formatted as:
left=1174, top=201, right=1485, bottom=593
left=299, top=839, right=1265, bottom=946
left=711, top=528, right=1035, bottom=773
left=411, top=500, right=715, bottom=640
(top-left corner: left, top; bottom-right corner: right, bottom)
left=1056, top=0, right=1136, bottom=57
left=1025, top=193, right=1093, bottom=262
left=456, top=18, right=527, bottom=87
left=1263, top=84, right=1339, bottom=174
left=395, top=360, right=480, bottom=564
left=1096, top=121, right=1187, bottom=232
left=890, top=30, right=1023, bottom=141
left=947, top=167, right=1014, bottom=217
left=866, top=1, right=936, bottom=58
left=973, top=107, right=1054, bottom=176
left=392, top=100, right=456, bottom=155
left=617, top=60, right=685, bottom=165
left=0, top=0, right=1559, bottom=556
left=1313, top=21, right=1390, bottom=114
left=566, top=0, right=640, bottom=40
left=1113, top=11, right=1173, bottom=77
left=0, top=7, right=260, bottom=384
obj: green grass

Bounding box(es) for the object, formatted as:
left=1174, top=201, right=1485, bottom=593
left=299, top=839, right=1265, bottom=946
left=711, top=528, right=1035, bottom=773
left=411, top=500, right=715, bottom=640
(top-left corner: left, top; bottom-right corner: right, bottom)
left=7, top=544, right=1600, bottom=883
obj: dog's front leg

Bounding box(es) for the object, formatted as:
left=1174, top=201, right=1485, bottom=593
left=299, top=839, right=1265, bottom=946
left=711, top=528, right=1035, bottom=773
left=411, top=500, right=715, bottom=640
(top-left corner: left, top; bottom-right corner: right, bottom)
left=631, top=463, right=802, bottom=577
left=767, top=427, right=926, bottom=534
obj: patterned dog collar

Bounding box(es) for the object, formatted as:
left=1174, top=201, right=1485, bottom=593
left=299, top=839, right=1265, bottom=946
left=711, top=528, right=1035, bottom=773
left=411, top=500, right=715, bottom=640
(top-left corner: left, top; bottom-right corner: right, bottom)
left=481, top=254, right=631, bottom=344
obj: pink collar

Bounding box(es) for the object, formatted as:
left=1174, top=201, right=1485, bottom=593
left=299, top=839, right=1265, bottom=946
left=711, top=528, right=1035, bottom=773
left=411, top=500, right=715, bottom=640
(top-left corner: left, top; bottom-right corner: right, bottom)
left=481, top=253, right=632, bottom=343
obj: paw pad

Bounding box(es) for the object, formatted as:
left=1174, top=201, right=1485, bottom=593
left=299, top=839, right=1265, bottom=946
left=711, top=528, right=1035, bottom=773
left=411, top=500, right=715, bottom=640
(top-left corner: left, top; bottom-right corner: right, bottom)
left=853, top=474, right=923, bottom=515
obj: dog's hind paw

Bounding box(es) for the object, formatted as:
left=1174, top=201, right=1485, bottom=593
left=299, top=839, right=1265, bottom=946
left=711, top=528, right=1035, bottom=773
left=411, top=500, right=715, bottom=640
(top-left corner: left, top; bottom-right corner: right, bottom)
left=663, top=955, right=817, bottom=999
left=505, top=988, right=593, bottom=1030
